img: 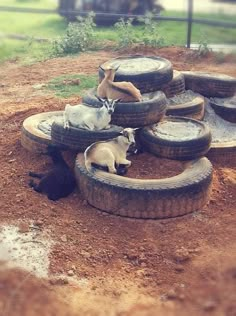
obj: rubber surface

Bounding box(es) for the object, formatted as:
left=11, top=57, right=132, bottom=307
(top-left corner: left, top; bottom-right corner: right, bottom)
left=75, top=154, right=213, bottom=219
left=160, top=70, right=185, bottom=98
left=21, top=111, right=63, bottom=153
left=51, top=118, right=123, bottom=152
left=209, top=96, right=236, bottom=123
left=166, top=96, right=205, bottom=120
left=98, top=55, right=173, bottom=93
left=182, top=71, right=236, bottom=98
left=83, top=88, right=167, bottom=127
left=139, top=116, right=212, bottom=160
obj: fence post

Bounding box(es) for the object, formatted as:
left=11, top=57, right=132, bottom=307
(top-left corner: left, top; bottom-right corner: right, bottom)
left=186, top=0, right=193, bottom=48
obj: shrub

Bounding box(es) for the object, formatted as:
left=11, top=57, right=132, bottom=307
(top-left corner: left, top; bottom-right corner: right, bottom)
left=138, top=12, right=164, bottom=47
left=52, top=12, right=96, bottom=56
left=114, top=18, right=136, bottom=48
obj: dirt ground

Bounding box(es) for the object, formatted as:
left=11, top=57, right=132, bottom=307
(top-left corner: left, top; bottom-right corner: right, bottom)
left=0, top=47, right=236, bottom=316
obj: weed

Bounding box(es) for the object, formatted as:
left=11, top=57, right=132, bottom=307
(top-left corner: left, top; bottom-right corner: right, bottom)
left=114, top=18, right=136, bottom=48
left=197, top=36, right=212, bottom=57
left=138, top=12, right=164, bottom=47
left=46, top=74, right=98, bottom=98
left=52, top=12, right=96, bottom=56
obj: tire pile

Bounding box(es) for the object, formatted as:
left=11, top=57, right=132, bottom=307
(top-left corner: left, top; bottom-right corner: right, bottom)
left=21, top=55, right=236, bottom=219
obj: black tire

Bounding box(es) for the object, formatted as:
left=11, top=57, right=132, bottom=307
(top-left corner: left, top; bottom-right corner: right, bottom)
left=139, top=116, right=212, bottom=160
left=75, top=154, right=213, bottom=219
left=160, top=70, right=185, bottom=98
left=166, top=96, right=205, bottom=120
left=209, top=96, right=236, bottom=123
left=207, top=141, right=236, bottom=165
left=51, top=118, right=123, bottom=152
left=182, top=71, right=236, bottom=98
left=21, top=111, right=63, bottom=153
left=98, top=55, right=173, bottom=93
left=83, top=88, right=167, bottom=128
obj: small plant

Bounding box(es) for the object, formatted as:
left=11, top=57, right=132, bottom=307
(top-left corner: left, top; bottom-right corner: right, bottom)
left=52, top=12, right=96, bottom=56
left=114, top=18, right=135, bottom=48
left=197, top=36, right=212, bottom=57
left=138, top=12, right=164, bottom=47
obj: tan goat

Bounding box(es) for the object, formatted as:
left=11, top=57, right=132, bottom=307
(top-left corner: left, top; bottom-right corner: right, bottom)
left=97, top=66, right=142, bottom=102
left=84, top=128, right=137, bottom=174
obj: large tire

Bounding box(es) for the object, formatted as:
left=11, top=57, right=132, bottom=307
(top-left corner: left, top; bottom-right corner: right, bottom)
left=139, top=116, right=212, bottom=160
left=166, top=96, right=205, bottom=120
left=160, top=70, right=185, bottom=98
left=21, top=111, right=63, bottom=153
left=182, top=71, right=236, bottom=98
left=75, top=154, right=213, bottom=219
left=51, top=119, right=123, bottom=152
left=207, top=141, right=236, bottom=165
left=83, top=88, right=167, bottom=128
left=98, top=55, right=173, bottom=93
left=209, top=96, right=236, bottom=123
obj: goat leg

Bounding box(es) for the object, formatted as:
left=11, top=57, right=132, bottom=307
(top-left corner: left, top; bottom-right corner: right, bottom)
left=116, top=159, right=131, bottom=167
left=28, top=179, right=43, bottom=193
left=29, top=171, right=45, bottom=179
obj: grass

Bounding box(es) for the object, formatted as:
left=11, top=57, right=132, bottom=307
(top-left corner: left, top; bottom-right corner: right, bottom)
left=0, top=0, right=236, bottom=62
left=46, top=74, right=98, bottom=98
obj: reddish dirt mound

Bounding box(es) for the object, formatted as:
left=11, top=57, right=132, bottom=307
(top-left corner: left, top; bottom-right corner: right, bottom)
left=0, top=47, right=236, bottom=316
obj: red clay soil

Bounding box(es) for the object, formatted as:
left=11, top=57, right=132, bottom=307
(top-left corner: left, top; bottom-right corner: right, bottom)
left=0, top=47, right=236, bottom=316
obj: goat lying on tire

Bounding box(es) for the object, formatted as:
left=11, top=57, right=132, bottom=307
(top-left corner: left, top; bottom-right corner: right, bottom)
left=84, top=128, right=137, bottom=174
left=97, top=66, right=142, bottom=102
left=64, top=97, right=120, bottom=130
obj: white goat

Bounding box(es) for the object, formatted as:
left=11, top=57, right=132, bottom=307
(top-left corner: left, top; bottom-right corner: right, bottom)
left=84, top=128, right=137, bottom=174
left=64, top=97, right=120, bottom=130
left=97, top=66, right=142, bottom=102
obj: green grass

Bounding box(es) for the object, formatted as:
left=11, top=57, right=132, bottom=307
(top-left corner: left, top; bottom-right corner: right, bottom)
left=46, top=74, right=98, bottom=98
left=0, top=0, right=236, bottom=62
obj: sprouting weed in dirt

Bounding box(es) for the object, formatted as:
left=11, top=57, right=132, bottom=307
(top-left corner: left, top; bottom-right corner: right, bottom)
left=52, top=12, right=96, bottom=56
left=114, top=18, right=136, bottom=48
left=197, top=35, right=212, bottom=57
left=138, top=12, right=165, bottom=48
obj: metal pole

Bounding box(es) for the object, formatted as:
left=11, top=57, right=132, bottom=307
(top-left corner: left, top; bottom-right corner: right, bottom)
left=187, top=0, right=193, bottom=48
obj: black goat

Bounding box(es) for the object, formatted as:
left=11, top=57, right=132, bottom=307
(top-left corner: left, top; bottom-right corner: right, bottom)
left=28, top=146, right=76, bottom=201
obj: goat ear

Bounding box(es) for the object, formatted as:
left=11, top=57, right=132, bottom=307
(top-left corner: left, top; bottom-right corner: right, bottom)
left=133, top=127, right=140, bottom=131
left=114, top=99, right=121, bottom=103
left=95, top=95, right=104, bottom=102
left=114, top=65, right=120, bottom=71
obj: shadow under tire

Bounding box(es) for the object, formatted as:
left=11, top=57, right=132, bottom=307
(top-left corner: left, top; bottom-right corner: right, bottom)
left=83, top=88, right=167, bottom=128
left=75, top=154, right=213, bottom=219
left=51, top=119, right=123, bottom=152
left=139, top=116, right=212, bottom=160
left=21, top=111, right=63, bottom=153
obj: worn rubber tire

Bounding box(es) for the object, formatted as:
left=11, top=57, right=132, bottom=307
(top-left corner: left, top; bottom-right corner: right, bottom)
left=21, top=111, right=63, bottom=153
left=51, top=118, right=123, bottom=152
left=209, top=96, right=236, bottom=123
left=83, top=88, right=167, bottom=127
left=166, top=96, right=205, bottom=120
left=98, top=55, right=173, bottom=93
left=207, top=141, right=236, bottom=165
left=75, top=154, right=213, bottom=219
left=182, top=71, right=236, bottom=98
left=160, top=70, right=185, bottom=98
left=139, top=116, right=212, bottom=160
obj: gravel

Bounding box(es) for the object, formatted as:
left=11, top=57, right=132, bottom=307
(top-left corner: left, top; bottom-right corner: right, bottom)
left=204, top=100, right=236, bottom=143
